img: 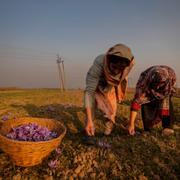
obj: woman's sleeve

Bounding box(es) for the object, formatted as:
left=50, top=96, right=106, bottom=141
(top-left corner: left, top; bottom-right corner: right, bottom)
left=84, top=55, right=103, bottom=108
left=130, top=71, right=150, bottom=111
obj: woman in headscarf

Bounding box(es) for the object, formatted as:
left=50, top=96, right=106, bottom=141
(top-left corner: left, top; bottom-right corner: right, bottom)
left=128, top=65, right=177, bottom=136
left=84, top=43, right=135, bottom=136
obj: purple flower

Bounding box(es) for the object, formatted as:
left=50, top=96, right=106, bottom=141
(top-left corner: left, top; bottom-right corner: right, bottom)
left=6, top=123, right=58, bottom=141
left=50, top=132, right=57, bottom=138
left=2, top=115, right=9, bottom=121
left=48, top=159, right=59, bottom=169
left=55, top=148, right=61, bottom=155
left=47, top=106, right=55, bottom=112
left=98, top=141, right=111, bottom=149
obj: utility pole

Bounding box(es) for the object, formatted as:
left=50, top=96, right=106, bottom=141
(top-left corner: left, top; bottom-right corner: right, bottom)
left=128, top=77, right=133, bottom=88
left=61, top=59, right=66, bottom=90
left=56, top=54, right=65, bottom=91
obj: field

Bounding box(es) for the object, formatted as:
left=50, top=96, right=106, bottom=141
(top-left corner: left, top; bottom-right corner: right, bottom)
left=0, top=89, right=179, bottom=180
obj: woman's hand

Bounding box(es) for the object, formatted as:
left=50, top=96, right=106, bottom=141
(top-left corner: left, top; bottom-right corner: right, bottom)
left=127, top=111, right=138, bottom=135
left=85, top=107, right=95, bottom=136
left=127, top=123, right=135, bottom=135
left=85, top=121, right=95, bottom=136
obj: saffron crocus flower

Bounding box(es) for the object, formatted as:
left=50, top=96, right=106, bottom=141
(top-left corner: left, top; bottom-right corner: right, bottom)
left=1, top=115, right=9, bottom=121
left=48, top=159, right=59, bottom=169
left=98, top=140, right=111, bottom=149
left=47, top=106, right=55, bottom=112
left=55, top=148, right=61, bottom=155
left=6, top=123, right=58, bottom=141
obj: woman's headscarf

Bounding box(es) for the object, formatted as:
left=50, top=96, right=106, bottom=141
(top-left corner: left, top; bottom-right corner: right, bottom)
left=103, top=44, right=135, bottom=101
left=135, top=65, right=176, bottom=102
left=103, top=44, right=134, bottom=86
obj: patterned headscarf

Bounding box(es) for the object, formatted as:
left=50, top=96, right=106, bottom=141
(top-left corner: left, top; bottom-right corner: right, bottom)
left=135, top=65, right=176, bottom=103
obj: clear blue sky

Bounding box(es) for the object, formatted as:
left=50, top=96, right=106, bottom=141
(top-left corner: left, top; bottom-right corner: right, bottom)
left=0, top=0, right=180, bottom=88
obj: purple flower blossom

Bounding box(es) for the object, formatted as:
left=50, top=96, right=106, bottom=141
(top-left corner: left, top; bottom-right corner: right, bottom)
left=1, top=115, right=9, bottom=121
left=48, top=159, right=59, bottom=169
left=6, top=123, right=58, bottom=141
left=55, top=148, right=61, bottom=155
left=98, top=140, right=111, bottom=149
left=47, top=106, right=55, bottom=112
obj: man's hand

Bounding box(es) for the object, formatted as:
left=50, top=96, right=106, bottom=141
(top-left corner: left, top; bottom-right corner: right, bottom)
left=85, top=122, right=95, bottom=136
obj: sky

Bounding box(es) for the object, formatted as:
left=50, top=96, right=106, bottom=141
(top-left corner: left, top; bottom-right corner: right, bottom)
left=0, top=0, right=180, bottom=89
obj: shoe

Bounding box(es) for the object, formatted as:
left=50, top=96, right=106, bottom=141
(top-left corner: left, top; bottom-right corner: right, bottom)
left=162, top=128, right=174, bottom=136
left=104, top=120, right=114, bottom=135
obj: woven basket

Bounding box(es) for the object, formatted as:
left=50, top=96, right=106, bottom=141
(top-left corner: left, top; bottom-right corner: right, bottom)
left=0, top=117, right=66, bottom=167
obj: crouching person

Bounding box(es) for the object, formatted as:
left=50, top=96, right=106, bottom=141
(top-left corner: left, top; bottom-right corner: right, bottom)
left=128, top=65, right=177, bottom=136
left=84, top=43, right=135, bottom=136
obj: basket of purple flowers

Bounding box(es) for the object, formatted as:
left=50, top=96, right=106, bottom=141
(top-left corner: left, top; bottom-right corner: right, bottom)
left=0, top=117, right=66, bottom=167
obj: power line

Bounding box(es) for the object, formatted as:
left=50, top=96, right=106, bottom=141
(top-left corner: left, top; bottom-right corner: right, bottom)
left=0, top=43, right=56, bottom=55
left=0, top=54, right=54, bottom=59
